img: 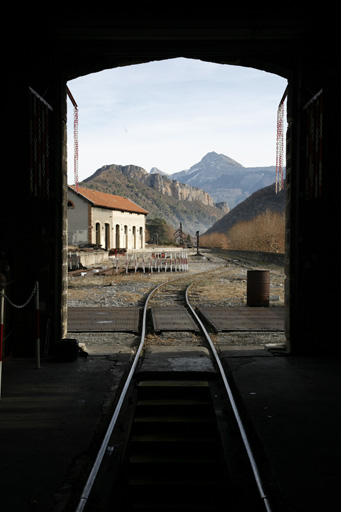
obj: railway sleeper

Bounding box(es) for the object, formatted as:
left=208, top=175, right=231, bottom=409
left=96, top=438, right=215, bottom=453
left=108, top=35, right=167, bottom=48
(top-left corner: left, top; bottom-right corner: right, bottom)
left=114, top=378, right=236, bottom=511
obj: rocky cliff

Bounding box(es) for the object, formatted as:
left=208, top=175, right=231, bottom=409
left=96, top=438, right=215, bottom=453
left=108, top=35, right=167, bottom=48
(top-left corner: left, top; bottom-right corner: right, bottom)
left=115, top=164, right=214, bottom=206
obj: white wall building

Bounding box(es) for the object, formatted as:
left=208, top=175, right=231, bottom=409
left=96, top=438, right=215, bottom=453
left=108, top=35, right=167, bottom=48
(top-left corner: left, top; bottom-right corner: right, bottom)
left=68, top=186, right=148, bottom=250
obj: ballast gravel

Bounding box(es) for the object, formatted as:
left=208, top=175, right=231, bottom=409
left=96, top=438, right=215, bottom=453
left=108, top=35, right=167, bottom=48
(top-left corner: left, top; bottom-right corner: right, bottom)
left=67, top=250, right=286, bottom=353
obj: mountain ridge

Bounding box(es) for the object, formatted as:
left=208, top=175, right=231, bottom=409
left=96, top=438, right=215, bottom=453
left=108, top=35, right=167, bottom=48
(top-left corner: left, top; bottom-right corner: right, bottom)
left=80, top=163, right=227, bottom=234
left=167, top=151, right=279, bottom=209
left=84, top=163, right=215, bottom=206
left=79, top=151, right=284, bottom=235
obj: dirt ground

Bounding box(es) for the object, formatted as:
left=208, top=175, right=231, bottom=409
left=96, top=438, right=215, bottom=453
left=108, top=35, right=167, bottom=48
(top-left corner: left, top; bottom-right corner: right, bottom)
left=67, top=249, right=286, bottom=352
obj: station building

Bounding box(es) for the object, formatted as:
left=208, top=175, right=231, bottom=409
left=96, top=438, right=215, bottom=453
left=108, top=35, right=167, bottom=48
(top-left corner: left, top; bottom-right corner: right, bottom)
left=68, top=186, right=148, bottom=250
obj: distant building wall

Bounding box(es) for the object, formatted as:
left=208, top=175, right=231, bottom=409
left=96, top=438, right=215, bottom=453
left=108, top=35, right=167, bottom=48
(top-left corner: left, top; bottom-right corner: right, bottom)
left=91, top=205, right=114, bottom=249
left=68, top=188, right=146, bottom=250
left=109, top=210, right=145, bottom=250
left=67, top=191, right=89, bottom=245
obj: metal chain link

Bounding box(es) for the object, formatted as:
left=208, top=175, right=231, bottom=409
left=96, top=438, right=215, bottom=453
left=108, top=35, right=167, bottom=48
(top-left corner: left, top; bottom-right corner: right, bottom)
left=1, top=283, right=37, bottom=309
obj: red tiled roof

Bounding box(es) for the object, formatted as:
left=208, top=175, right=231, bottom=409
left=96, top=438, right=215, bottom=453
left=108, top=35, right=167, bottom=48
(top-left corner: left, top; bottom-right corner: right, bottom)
left=69, top=186, right=148, bottom=215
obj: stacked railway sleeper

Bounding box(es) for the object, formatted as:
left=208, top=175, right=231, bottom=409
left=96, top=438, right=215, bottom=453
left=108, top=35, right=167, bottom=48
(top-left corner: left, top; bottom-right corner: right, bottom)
left=75, top=272, right=280, bottom=512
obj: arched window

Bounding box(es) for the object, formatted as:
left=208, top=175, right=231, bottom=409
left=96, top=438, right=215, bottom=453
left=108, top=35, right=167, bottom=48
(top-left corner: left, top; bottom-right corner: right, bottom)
left=96, top=222, right=101, bottom=246
left=115, top=224, right=120, bottom=248
left=139, top=227, right=144, bottom=249
left=133, top=226, right=137, bottom=249
left=105, top=223, right=110, bottom=250
left=124, top=225, right=128, bottom=249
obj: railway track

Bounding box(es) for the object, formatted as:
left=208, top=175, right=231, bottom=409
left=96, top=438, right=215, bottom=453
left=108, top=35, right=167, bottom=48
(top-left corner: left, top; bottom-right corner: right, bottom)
left=74, top=272, right=278, bottom=512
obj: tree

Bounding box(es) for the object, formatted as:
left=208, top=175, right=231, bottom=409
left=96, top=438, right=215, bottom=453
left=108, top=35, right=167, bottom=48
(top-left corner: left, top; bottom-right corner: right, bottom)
left=227, top=210, right=285, bottom=252
left=146, top=217, right=170, bottom=244
left=199, top=232, right=228, bottom=248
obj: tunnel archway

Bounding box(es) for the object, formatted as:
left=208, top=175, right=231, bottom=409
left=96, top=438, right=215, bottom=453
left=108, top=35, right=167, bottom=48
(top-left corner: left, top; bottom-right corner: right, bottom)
left=2, top=5, right=338, bottom=355
left=66, top=56, right=290, bottom=349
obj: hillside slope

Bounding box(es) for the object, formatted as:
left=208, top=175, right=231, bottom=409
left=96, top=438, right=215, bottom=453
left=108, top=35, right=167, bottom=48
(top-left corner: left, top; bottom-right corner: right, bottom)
left=204, top=182, right=286, bottom=235
left=81, top=164, right=226, bottom=234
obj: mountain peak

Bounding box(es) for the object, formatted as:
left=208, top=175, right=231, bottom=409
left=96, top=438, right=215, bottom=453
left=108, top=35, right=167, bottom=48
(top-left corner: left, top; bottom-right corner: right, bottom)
left=170, top=152, right=277, bottom=209
left=199, top=152, right=243, bottom=168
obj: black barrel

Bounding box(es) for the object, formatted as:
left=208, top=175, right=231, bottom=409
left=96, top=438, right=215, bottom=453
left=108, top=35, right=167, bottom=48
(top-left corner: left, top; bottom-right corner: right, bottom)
left=247, top=270, right=270, bottom=307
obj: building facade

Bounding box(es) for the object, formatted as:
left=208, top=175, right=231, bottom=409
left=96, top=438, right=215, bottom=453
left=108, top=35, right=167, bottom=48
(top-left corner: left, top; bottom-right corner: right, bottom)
left=68, top=186, right=148, bottom=251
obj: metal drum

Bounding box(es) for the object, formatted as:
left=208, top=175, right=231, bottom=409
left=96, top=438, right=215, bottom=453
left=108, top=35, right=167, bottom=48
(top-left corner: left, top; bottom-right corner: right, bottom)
left=247, top=270, right=270, bottom=307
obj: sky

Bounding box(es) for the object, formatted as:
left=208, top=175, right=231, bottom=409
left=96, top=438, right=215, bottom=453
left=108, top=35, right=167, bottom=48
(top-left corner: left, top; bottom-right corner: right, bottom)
left=67, top=58, right=287, bottom=185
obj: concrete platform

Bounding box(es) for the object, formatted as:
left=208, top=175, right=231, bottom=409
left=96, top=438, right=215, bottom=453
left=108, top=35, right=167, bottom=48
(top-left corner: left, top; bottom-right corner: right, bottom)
left=218, top=349, right=341, bottom=512
left=1, top=346, right=341, bottom=511
left=0, top=350, right=134, bottom=512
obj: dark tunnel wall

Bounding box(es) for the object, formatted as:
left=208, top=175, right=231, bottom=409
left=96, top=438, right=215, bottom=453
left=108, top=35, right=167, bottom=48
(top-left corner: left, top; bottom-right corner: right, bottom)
left=1, top=3, right=340, bottom=356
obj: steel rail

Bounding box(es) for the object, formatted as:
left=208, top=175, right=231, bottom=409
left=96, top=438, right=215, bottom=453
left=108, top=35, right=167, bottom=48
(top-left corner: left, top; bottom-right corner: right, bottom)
left=75, top=280, right=166, bottom=512
left=75, top=271, right=272, bottom=511
left=185, top=283, right=273, bottom=512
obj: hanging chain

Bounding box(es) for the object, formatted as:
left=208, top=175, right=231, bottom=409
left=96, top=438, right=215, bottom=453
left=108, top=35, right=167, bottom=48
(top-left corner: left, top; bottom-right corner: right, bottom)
left=276, top=90, right=287, bottom=194
left=1, top=283, right=37, bottom=309
left=66, top=86, right=79, bottom=192
left=74, top=104, right=79, bottom=192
